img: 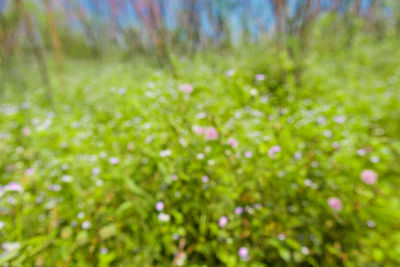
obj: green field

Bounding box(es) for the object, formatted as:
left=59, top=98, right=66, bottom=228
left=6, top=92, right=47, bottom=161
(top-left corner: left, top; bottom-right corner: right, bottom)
left=1, top=36, right=400, bottom=266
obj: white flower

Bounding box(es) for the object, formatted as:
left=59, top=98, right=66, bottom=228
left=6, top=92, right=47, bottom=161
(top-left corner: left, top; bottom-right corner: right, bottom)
left=301, top=246, right=310, bottom=255
left=324, top=130, right=333, bottom=138
left=118, top=87, right=126, bottom=95
left=160, top=149, right=172, bottom=157
left=196, top=153, right=205, bottom=160
left=158, top=213, right=170, bottom=222
left=370, top=156, right=380, bottom=163
left=367, top=220, right=376, bottom=228
left=61, top=175, right=73, bottom=183
left=49, top=184, right=61, bottom=192
left=61, top=164, right=69, bottom=170
left=261, top=95, right=268, bottom=103
left=82, top=221, right=91, bottom=229
left=2, top=242, right=20, bottom=252
left=175, top=252, right=186, bottom=266
left=196, top=112, right=206, bottom=119
left=250, top=89, right=258, bottom=96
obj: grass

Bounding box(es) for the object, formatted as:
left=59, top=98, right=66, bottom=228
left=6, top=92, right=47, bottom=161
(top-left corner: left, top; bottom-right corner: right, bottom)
left=0, top=36, right=400, bottom=266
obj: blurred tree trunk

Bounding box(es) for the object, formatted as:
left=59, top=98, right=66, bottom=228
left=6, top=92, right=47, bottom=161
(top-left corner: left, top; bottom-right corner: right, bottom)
left=204, top=1, right=214, bottom=30
left=16, top=0, right=53, bottom=105
left=366, top=0, right=377, bottom=22
left=352, top=0, right=361, bottom=16
left=44, top=0, right=63, bottom=65
left=44, top=0, right=65, bottom=92
left=131, top=0, right=175, bottom=75
left=186, top=0, right=201, bottom=53
left=241, top=0, right=252, bottom=42
left=0, top=1, right=21, bottom=62
left=288, top=0, right=320, bottom=86
left=330, top=0, right=342, bottom=12
left=395, top=1, right=400, bottom=34
left=364, top=0, right=385, bottom=39
left=298, top=0, right=321, bottom=48
left=69, top=0, right=100, bottom=57
left=204, top=0, right=218, bottom=45
left=271, top=0, right=287, bottom=50
left=108, top=0, right=121, bottom=44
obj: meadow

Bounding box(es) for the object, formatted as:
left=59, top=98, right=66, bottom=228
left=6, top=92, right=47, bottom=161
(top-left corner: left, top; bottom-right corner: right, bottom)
left=0, top=32, right=399, bottom=266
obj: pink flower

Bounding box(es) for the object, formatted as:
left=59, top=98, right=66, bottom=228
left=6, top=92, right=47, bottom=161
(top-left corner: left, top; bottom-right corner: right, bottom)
left=334, top=115, right=346, bottom=124
left=278, top=233, right=286, bottom=240
left=6, top=165, right=15, bottom=171
left=226, top=69, right=235, bottom=76
left=304, top=179, right=313, bottom=187
left=109, top=157, right=120, bottom=164
left=244, top=151, right=253, bottom=158
left=294, top=152, right=302, bottom=160
left=238, top=247, right=249, bottom=260
left=204, top=127, right=218, bottom=140
left=361, top=170, right=378, bottom=185
left=193, top=126, right=206, bottom=135
left=235, top=207, right=243, bottom=215
left=201, top=175, right=209, bottom=183
left=255, top=74, right=265, bottom=81
left=155, top=201, right=164, bottom=211
left=92, top=167, right=101, bottom=175
left=22, top=127, right=31, bottom=136
left=219, top=216, right=228, bottom=228
left=332, top=142, right=339, bottom=149
left=228, top=138, right=238, bottom=148
left=49, top=184, right=61, bottom=192
left=127, top=143, right=134, bottom=150
left=5, top=182, right=23, bottom=192
left=194, top=126, right=219, bottom=140
left=178, top=83, right=193, bottom=94
left=268, top=145, right=281, bottom=158
left=25, top=168, right=35, bottom=176
left=328, top=197, right=343, bottom=211
left=357, top=148, right=367, bottom=156
left=316, top=116, right=326, bottom=125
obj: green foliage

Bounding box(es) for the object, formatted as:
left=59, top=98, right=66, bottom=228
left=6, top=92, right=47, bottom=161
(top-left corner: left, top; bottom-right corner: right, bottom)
left=0, top=35, right=399, bottom=266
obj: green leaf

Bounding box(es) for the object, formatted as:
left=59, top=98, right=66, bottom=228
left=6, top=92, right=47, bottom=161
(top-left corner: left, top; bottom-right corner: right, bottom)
left=278, top=248, right=291, bottom=262
left=116, top=201, right=134, bottom=216
left=76, top=231, right=89, bottom=246
left=100, top=224, right=117, bottom=240
left=124, top=178, right=149, bottom=198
